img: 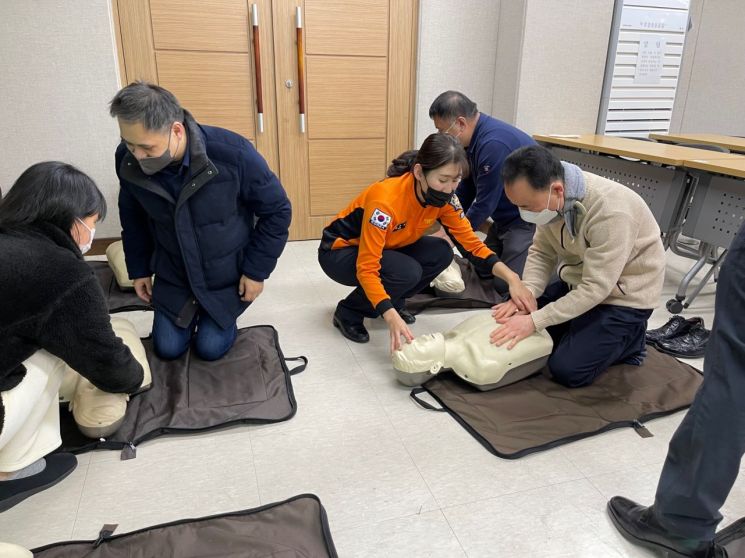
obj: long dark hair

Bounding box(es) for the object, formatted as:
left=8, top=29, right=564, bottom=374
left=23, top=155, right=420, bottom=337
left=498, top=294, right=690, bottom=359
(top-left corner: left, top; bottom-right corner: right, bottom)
left=0, top=161, right=107, bottom=231
left=387, top=133, right=469, bottom=178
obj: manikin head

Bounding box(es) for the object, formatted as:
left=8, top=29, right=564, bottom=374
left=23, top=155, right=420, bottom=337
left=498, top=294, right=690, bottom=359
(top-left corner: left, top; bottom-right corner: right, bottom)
left=391, top=332, right=447, bottom=385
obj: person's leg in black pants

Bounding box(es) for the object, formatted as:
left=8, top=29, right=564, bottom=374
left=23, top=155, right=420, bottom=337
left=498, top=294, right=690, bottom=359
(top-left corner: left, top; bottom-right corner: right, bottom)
left=485, top=219, right=536, bottom=293
left=546, top=305, right=652, bottom=387
left=652, top=227, right=745, bottom=539
left=318, top=237, right=452, bottom=327
left=449, top=218, right=535, bottom=290
left=607, top=224, right=745, bottom=557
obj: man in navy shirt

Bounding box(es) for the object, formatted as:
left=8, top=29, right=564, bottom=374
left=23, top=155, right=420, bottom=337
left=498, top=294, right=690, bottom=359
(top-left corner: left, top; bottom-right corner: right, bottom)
left=110, top=82, right=291, bottom=361
left=430, top=91, right=535, bottom=293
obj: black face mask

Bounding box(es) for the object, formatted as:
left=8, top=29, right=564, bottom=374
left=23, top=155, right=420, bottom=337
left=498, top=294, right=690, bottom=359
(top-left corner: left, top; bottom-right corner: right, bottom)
left=423, top=184, right=452, bottom=207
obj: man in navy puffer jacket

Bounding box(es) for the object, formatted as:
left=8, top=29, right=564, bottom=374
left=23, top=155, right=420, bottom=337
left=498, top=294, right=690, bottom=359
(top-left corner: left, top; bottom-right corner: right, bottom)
left=110, top=82, right=291, bottom=361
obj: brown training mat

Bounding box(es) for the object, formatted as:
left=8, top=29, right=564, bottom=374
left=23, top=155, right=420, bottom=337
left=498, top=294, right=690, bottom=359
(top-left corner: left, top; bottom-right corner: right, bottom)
left=406, top=256, right=504, bottom=315
left=32, top=493, right=338, bottom=557
left=88, top=260, right=152, bottom=313
left=412, top=347, right=702, bottom=459
left=57, top=326, right=305, bottom=458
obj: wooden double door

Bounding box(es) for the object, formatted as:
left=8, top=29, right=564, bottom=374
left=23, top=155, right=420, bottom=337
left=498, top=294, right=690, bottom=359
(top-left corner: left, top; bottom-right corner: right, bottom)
left=113, top=0, right=418, bottom=240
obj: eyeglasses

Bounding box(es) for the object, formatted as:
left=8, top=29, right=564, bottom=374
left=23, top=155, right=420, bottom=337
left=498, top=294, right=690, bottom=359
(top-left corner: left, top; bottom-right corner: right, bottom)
left=440, top=119, right=459, bottom=135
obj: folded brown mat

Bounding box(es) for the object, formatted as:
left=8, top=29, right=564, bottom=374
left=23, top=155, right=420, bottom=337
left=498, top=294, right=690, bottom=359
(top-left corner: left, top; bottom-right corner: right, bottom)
left=88, top=261, right=152, bottom=313
left=32, top=494, right=337, bottom=557
left=406, top=256, right=503, bottom=315
left=58, top=326, right=305, bottom=458
left=412, top=346, right=702, bottom=459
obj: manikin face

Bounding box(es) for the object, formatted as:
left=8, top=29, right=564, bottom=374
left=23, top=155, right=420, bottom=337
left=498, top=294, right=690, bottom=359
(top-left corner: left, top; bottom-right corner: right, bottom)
left=391, top=332, right=446, bottom=374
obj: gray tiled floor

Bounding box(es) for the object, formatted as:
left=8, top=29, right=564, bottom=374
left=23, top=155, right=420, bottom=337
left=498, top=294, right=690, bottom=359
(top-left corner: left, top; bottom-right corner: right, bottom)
left=0, top=241, right=731, bottom=557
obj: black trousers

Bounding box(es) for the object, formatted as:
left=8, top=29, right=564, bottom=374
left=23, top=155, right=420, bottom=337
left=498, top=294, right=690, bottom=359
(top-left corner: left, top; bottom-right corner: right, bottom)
left=653, top=221, right=745, bottom=540
left=318, top=236, right=453, bottom=324
left=540, top=282, right=652, bottom=388
left=451, top=217, right=535, bottom=293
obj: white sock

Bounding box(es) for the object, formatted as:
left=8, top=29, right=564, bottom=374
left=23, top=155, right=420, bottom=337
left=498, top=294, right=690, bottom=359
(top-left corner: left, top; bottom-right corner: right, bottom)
left=2, top=458, right=46, bottom=481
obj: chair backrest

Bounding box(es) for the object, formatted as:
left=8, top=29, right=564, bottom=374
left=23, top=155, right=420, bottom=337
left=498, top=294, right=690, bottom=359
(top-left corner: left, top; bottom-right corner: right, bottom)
left=679, top=142, right=730, bottom=153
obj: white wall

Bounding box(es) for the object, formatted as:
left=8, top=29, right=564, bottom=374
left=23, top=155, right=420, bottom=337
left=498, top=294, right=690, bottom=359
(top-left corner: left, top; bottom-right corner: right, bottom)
left=414, top=0, right=614, bottom=144
left=413, top=0, right=502, bottom=145
left=670, top=0, right=745, bottom=135
left=514, top=0, right=614, bottom=135
left=0, top=1, right=123, bottom=237
left=491, top=0, right=527, bottom=123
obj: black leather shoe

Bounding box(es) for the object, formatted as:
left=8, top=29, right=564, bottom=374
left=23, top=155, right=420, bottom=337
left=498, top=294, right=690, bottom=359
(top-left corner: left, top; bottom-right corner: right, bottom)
left=397, top=308, right=416, bottom=324
left=646, top=316, right=703, bottom=347
left=607, top=497, right=727, bottom=557
left=656, top=323, right=710, bottom=358
left=0, top=453, right=77, bottom=513
left=333, top=314, right=369, bottom=343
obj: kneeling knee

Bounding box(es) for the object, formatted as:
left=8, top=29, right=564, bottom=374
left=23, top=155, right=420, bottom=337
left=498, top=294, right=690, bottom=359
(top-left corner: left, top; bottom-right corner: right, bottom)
left=153, top=338, right=190, bottom=361
left=548, top=356, right=595, bottom=388
left=193, top=332, right=236, bottom=361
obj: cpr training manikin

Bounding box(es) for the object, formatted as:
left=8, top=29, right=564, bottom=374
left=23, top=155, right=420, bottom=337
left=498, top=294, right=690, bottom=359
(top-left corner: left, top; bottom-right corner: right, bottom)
left=59, top=317, right=152, bottom=438
left=392, top=313, right=554, bottom=390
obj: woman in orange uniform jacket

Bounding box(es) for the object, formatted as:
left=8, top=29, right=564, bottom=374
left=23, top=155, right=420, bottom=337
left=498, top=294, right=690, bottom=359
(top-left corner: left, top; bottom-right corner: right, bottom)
left=318, top=133, right=536, bottom=353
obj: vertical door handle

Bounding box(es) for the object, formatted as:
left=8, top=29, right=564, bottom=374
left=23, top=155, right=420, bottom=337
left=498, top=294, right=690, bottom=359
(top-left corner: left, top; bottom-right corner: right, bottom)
left=251, top=4, right=264, bottom=133
left=296, top=6, right=306, bottom=134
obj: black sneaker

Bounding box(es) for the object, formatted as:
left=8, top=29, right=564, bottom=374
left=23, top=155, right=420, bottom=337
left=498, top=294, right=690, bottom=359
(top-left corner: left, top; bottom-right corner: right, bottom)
left=332, top=313, right=369, bottom=343
left=397, top=308, right=416, bottom=325
left=657, top=323, right=711, bottom=358
left=0, top=453, right=77, bottom=513
left=646, top=316, right=703, bottom=347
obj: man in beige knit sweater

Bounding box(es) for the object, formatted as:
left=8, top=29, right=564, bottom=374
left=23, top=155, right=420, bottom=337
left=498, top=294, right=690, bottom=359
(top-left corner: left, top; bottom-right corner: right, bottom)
left=491, top=145, right=665, bottom=387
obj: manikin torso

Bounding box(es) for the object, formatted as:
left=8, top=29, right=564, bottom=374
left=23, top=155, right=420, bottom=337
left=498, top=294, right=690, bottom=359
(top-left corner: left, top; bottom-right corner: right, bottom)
left=392, top=313, right=553, bottom=390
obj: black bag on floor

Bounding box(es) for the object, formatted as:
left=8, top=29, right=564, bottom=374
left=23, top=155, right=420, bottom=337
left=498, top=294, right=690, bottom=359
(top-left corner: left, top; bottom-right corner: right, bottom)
left=31, top=494, right=338, bottom=557
left=58, top=326, right=306, bottom=459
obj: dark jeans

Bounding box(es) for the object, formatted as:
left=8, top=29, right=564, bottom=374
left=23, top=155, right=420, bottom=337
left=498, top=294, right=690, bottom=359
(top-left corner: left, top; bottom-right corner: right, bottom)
left=318, top=236, right=453, bottom=324
left=152, top=309, right=237, bottom=361
left=539, top=282, right=652, bottom=387
left=452, top=218, right=535, bottom=293
left=653, top=221, right=745, bottom=540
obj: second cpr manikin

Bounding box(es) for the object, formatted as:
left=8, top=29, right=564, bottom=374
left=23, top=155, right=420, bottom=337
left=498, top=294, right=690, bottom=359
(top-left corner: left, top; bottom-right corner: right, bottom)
left=392, top=313, right=554, bottom=390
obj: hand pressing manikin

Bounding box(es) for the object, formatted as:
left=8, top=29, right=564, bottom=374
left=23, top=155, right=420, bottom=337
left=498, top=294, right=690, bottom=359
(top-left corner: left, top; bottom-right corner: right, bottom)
left=391, top=313, right=553, bottom=390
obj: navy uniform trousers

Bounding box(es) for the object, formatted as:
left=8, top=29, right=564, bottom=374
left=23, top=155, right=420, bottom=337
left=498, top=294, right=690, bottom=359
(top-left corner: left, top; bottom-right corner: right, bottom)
left=318, top=236, right=453, bottom=324
left=538, top=281, right=652, bottom=388
left=451, top=217, right=535, bottom=294
left=653, top=220, right=745, bottom=540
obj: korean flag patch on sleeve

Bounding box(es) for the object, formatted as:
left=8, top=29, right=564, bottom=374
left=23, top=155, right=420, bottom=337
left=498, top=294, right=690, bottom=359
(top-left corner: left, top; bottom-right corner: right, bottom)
left=369, top=208, right=392, bottom=230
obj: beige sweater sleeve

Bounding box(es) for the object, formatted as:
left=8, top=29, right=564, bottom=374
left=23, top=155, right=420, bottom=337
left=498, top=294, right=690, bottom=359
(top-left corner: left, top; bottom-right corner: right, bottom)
left=530, top=211, right=639, bottom=331
left=521, top=225, right=558, bottom=298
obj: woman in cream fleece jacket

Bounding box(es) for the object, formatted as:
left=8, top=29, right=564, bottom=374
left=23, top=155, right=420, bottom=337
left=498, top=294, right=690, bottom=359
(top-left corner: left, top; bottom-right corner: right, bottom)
left=491, top=145, right=665, bottom=387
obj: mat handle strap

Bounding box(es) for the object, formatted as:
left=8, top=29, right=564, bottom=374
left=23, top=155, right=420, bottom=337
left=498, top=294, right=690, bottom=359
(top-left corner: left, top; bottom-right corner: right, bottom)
left=285, top=356, right=308, bottom=375
left=410, top=387, right=446, bottom=412
left=93, top=524, right=118, bottom=547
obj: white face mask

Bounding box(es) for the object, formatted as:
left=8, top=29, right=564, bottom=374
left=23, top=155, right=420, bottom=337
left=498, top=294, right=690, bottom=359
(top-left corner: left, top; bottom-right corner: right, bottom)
left=76, top=217, right=96, bottom=254
left=519, top=190, right=561, bottom=226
